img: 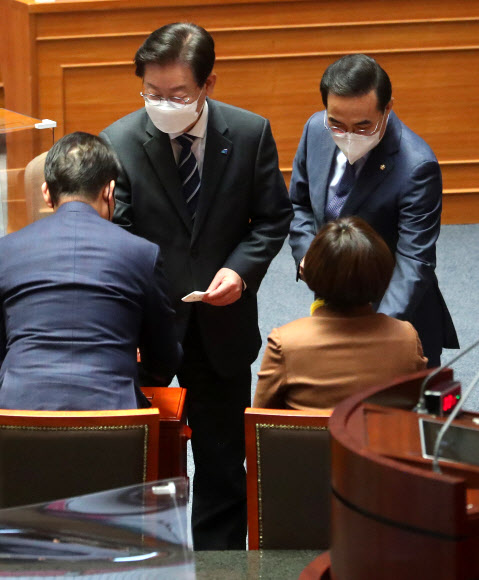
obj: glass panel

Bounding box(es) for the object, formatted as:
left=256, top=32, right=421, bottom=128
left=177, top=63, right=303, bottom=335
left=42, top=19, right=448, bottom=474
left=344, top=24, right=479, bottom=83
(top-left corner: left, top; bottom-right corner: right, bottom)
left=0, top=108, right=55, bottom=235
left=0, top=109, right=42, bottom=133
left=0, top=477, right=194, bottom=578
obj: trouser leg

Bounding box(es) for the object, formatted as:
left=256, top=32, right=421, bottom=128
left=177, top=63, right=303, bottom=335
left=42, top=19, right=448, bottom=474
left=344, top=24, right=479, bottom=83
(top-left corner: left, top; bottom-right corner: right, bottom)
left=178, top=316, right=251, bottom=550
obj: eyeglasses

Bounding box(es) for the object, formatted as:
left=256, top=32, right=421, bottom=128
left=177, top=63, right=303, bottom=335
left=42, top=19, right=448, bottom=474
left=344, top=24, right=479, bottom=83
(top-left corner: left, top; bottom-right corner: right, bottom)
left=323, top=111, right=385, bottom=137
left=140, top=92, right=194, bottom=109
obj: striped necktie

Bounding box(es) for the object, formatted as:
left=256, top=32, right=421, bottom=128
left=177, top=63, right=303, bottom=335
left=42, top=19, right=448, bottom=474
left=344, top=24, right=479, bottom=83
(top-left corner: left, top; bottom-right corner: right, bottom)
left=176, top=134, right=201, bottom=219
left=325, top=161, right=356, bottom=222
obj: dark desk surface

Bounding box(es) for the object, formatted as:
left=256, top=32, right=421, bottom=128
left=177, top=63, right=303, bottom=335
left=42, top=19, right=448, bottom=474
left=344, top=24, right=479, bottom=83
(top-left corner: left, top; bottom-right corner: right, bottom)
left=194, top=550, right=322, bottom=580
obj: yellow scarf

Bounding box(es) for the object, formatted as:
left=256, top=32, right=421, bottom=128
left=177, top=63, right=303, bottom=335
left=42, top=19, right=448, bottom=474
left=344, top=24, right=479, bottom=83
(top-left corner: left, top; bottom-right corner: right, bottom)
left=310, top=298, right=325, bottom=315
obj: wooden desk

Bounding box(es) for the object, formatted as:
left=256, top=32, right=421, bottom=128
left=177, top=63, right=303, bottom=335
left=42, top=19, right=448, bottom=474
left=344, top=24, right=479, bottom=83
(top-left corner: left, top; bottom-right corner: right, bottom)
left=307, top=368, right=479, bottom=580
left=141, top=387, right=191, bottom=481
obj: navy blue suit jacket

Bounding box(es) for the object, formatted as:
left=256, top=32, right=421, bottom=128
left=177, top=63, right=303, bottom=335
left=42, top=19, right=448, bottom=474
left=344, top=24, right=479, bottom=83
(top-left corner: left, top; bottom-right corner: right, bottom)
left=289, top=111, right=458, bottom=365
left=0, top=202, right=182, bottom=410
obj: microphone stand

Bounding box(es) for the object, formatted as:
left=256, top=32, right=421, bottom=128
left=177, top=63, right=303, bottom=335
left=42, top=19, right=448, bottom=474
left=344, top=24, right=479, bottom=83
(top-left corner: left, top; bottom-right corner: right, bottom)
left=432, top=368, right=479, bottom=473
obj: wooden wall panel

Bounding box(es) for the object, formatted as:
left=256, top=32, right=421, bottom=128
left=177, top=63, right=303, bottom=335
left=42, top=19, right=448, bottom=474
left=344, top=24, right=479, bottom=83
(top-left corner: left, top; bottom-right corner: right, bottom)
left=213, top=20, right=479, bottom=57
left=442, top=162, right=479, bottom=191
left=30, top=0, right=479, bottom=34
left=2, top=0, right=479, bottom=230
left=62, top=64, right=138, bottom=135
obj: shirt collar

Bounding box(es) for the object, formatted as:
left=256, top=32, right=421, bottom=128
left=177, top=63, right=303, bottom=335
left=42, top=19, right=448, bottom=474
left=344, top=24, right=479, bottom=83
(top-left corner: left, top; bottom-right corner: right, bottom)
left=336, top=149, right=370, bottom=174
left=169, top=100, right=209, bottom=141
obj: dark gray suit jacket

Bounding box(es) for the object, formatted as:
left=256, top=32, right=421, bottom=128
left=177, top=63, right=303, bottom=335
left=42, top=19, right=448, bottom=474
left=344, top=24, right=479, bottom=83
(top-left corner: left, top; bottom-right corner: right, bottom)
left=101, top=99, right=293, bottom=374
left=0, top=202, right=182, bottom=410
left=289, top=111, right=458, bottom=363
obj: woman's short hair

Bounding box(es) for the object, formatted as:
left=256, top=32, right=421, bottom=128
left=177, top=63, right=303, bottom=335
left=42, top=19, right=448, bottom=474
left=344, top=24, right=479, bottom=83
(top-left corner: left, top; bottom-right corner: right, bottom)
left=303, top=216, right=394, bottom=310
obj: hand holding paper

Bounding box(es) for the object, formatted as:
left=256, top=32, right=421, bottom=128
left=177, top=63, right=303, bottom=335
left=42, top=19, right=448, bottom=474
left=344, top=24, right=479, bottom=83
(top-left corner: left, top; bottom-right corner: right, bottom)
left=202, top=268, right=243, bottom=306
left=181, top=291, right=210, bottom=303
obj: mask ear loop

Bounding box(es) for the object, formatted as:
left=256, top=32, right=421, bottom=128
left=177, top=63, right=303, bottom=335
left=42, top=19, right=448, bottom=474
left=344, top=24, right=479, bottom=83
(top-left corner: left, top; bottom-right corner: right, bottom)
left=107, top=183, right=115, bottom=221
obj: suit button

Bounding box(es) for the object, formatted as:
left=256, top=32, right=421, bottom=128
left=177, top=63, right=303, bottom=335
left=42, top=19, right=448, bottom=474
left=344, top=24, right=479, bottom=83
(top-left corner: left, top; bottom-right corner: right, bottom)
left=191, top=248, right=199, bottom=258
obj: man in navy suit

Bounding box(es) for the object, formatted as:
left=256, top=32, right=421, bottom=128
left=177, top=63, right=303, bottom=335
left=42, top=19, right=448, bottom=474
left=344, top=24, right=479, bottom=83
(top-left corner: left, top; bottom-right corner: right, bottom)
left=289, top=54, right=458, bottom=367
left=101, top=23, right=292, bottom=550
left=0, top=132, right=182, bottom=411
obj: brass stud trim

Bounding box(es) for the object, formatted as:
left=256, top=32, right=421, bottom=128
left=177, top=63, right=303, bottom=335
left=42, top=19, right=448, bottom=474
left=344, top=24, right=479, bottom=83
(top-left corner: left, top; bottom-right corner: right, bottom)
left=255, top=422, right=328, bottom=548
left=0, top=424, right=150, bottom=482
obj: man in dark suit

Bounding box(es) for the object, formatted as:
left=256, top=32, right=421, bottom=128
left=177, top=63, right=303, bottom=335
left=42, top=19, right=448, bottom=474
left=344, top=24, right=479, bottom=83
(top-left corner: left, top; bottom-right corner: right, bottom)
left=0, top=132, right=182, bottom=411
left=100, top=23, right=293, bottom=550
left=289, top=54, right=458, bottom=367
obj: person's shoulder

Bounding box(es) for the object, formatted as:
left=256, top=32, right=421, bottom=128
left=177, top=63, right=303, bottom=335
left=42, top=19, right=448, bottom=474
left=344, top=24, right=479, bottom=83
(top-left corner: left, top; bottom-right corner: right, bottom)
left=270, top=316, right=317, bottom=343
left=0, top=214, right=55, bottom=246
left=209, top=99, right=265, bottom=123
left=375, top=313, right=420, bottom=338
left=105, top=219, right=157, bottom=249
left=393, top=113, right=438, bottom=163
left=103, top=220, right=161, bottom=267
left=101, top=108, right=147, bottom=140
left=297, top=110, right=326, bottom=141
left=208, top=99, right=275, bottom=135
left=305, top=110, right=326, bottom=128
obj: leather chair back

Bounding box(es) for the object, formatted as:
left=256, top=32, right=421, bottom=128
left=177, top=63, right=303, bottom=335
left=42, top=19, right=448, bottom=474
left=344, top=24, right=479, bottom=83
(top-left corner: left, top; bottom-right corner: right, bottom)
left=0, top=409, right=160, bottom=508
left=24, top=152, right=52, bottom=223
left=245, top=408, right=332, bottom=550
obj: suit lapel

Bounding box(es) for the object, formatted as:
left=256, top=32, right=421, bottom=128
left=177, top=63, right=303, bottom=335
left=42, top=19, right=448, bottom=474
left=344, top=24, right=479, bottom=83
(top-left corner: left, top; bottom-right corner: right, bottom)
left=192, top=100, right=232, bottom=242
left=143, top=117, right=193, bottom=234
left=341, top=112, right=401, bottom=216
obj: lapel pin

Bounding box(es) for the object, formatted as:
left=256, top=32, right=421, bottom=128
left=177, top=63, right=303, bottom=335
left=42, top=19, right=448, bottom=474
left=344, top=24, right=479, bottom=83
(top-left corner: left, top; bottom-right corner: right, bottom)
left=221, top=148, right=228, bottom=155
left=380, top=164, right=386, bottom=171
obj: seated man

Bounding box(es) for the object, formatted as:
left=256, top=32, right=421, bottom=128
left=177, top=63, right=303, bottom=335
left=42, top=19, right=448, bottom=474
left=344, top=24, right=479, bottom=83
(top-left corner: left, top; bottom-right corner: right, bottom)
left=0, top=131, right=182, bottom=410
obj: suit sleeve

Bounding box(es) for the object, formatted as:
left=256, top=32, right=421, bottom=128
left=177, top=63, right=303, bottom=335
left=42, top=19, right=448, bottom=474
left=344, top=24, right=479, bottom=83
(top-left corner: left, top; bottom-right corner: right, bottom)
left=289, top=119, right=318, bottom=269
left=100, top=130, right=134, bottom=233
left=222, top=119, right=293, bottom=294
left=0, top=304, right=6, bottom=363
left=253, top=328, right=286, bottom=408
left=138, top=247, right=183, bottom=384
left=378, top=160, right=442, bottom=321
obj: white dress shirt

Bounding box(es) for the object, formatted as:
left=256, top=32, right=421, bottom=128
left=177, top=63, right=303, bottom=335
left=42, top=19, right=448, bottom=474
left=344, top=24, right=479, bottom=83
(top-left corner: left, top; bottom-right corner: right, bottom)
left=169, top=100, right=209, bottom=175
left=326, top=149, right=369, bottom=208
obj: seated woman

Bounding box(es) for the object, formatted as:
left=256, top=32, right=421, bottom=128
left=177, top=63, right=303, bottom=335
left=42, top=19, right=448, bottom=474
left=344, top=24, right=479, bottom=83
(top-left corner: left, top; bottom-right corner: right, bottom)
left=253, top=216, right=427, bottom=411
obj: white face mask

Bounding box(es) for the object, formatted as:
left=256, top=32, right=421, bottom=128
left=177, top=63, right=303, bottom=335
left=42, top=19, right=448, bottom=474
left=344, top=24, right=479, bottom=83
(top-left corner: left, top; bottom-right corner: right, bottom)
left=331, top=130, right=382, bottom=165
left=145, top=90, right=203, bottom=134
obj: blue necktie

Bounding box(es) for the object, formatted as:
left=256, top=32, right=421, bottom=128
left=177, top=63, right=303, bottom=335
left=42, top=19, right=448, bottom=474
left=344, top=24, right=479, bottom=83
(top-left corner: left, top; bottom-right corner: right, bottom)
left=325, top=161, right=356, bottom=222
left=176, top=134, right=201, bottom=219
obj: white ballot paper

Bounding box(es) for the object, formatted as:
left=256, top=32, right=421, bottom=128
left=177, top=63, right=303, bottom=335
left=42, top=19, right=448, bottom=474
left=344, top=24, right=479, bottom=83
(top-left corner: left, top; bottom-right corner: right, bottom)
left=181, top=291, right=210, bottom=302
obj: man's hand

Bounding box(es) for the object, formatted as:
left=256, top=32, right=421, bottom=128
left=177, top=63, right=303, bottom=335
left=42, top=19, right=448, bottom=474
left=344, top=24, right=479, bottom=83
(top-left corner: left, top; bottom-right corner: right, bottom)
left=202, top=268, right=243, bottom=306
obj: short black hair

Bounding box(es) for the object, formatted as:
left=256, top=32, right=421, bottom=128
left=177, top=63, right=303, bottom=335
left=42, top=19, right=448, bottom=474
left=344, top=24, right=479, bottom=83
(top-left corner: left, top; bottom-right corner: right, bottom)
left=44, top=132, right=121, bottom=206
left=320, top=54, right=392, bottom=112
left=303, top=216, right=394, bottom=311
left=134, top=22, right=215, bottom=86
